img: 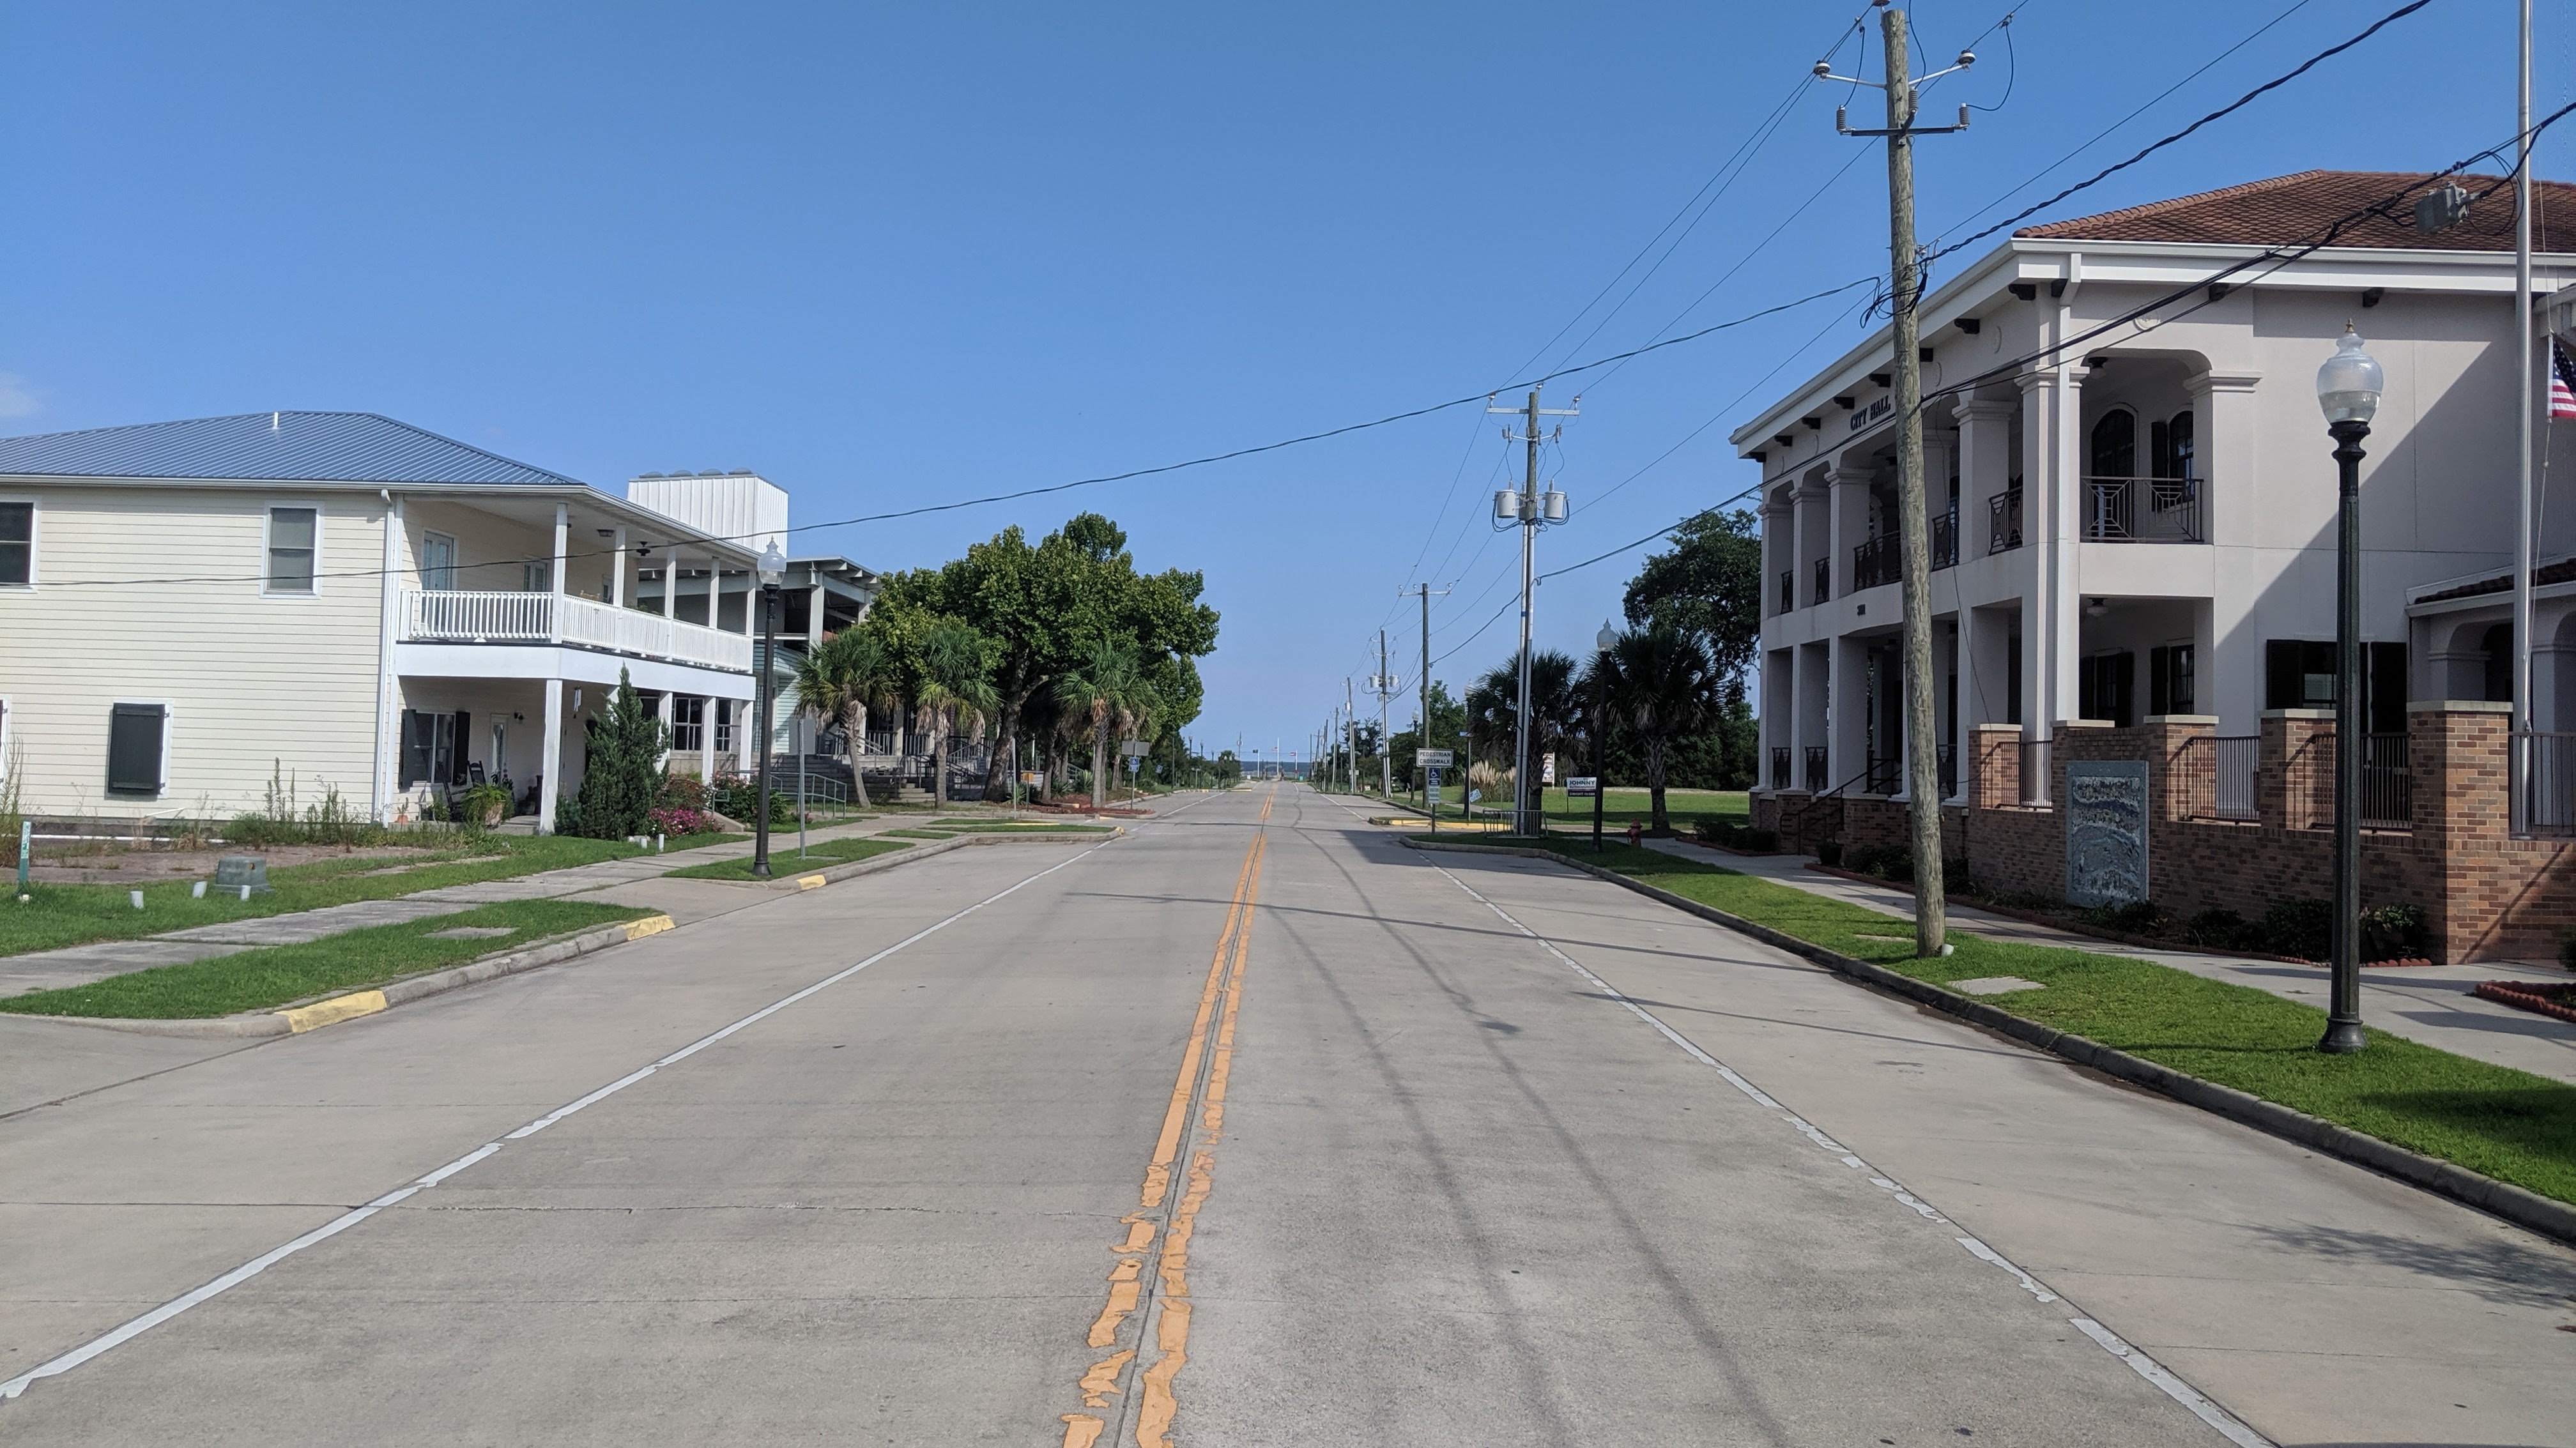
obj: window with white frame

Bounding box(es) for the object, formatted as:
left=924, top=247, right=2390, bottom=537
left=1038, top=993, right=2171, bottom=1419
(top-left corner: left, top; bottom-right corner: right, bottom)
left=422, top=531, right=458, bottom=591
left=671, top=697, right=705, bottom=752
left=266, top=507, right=318, bottom=593
left=714, top=699, right=736, bottom=754
left=522, top=560, right=552, bottom=593
left=0, top=501, right=30, bottom=586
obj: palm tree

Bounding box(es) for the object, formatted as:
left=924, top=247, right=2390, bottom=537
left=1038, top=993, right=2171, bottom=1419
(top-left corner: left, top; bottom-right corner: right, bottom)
left=914, top=620, right=997, bottom=807
left=1052, top=642, right=1145, bottom=809
left=1593, top=623, right=1722, bottom=835
left=792, top=630, right=903, bottom=805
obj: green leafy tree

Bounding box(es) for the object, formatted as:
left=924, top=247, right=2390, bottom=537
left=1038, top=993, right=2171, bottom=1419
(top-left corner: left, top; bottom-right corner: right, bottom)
left=1623, top=509, right=1763, bottom=680
left=1591, top=625, right=1724, bottom=834
left=866, top=512, right=1218, bottom=801
left=558, top=669, right=668, bottom=839
left=1466, top=651, right=1579, bottom=784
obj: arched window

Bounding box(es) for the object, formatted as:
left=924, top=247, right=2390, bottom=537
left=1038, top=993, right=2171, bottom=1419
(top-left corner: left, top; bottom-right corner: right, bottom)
left=2152, top=410, right=2195, bottom=480
left=2089, top=409, right=2136, bottom=478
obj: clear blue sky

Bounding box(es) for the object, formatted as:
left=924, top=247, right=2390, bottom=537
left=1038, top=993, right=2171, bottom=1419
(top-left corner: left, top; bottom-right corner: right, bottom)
left=5, top=1, right=2568, bottom=759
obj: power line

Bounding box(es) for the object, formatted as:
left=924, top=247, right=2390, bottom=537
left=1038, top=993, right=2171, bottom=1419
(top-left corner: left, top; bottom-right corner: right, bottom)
left=1926, top=0, right=2435, bottom=263
left=1937, top=0, right=2312, bottom=239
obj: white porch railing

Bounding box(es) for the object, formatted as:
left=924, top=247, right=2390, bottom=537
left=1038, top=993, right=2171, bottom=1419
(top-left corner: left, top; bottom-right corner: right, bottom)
left=402, top=590, right=752, bottom=673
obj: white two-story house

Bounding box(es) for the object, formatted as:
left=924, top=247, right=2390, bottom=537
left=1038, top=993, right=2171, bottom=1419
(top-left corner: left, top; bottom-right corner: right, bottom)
left=0, top=411, right=800, bottom=831
left=1740, top=169, right=2576, bottom=816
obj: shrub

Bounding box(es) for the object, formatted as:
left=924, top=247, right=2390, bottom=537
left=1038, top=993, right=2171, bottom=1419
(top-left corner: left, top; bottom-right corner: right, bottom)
left=2182, top=908, right=2254, bottom=951
left=456, top=783, right=514, bottom=830
left=2359, top=902, right=2430, bottom=961
left=561, top=671, right=668, bottom=840
left=2258, top=897, right=2335, bottom=962
left=2081, top=899, right=2164, bottom=936
left=658, top=772, right=709, bottom=812
left=1841, top=843, right=1913, bottom=881
left=648, top=805, right=712, bottom=837
left=1817, top=839, right=1843, bottom=866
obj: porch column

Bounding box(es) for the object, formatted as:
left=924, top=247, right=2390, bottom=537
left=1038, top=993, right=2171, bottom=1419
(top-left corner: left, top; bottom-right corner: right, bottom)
left=701, top=696, right=717, bottom=780
left=2018, top=366, right=2076, bottom=743
left=539, top=680, right=564, bottom=834
left=1827, top=463, right=1870, bottom=599
left=1956, top=399, right=2014, bottom=554
left=1795, top=640, right=1828, bottom=789
left=373, top=492, right=405, bottom=823
left=2189, top=368, right=2263, bottom=728
left=1938, top=619, right=1963, bottom=802
left=663, top=553, right=677, bottom=620
left=549, top=503, right=569, bottom=643
left=1830, top=632, right=1869, bottom=792
left=611, top=526, right=627, bottom=608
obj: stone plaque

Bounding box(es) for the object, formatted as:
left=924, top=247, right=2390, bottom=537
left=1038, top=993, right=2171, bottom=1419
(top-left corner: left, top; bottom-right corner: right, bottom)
left=212, top=855, right=273, bottom=895
left=2064, top=761, right=2149, bottom=908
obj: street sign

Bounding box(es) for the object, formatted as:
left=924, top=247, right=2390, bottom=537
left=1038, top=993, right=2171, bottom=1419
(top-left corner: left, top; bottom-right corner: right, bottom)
left=1020, top=771, right=1044, bottom=787
left=1121, top=740, right=1148, bottom=758
left=1566, top=777, right=1599, bottom=798
left=1415, top=748, right=1454, bottom=768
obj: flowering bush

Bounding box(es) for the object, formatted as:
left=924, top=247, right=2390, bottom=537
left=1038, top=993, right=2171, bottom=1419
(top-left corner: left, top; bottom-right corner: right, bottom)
left=657, top=773, right=709, bottom=812
left=648, top=805, right=712, bottom=837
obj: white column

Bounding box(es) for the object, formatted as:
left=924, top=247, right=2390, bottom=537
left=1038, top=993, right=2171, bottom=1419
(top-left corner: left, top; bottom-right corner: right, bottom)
left=1830, top=634, right=1870, bottom=791
left=539, top=681, right=564, bottom=834
left=701, top=696, right=717, bottom=780
left=663, top=553, right=677, bottom=620
left=1956, top=399, right=2014, bottom=558
left=549, top=503, right=569, bottom=643
left=373, top=492, right=405, bottom=823
left=610, top=526, right=627, bottom=608
left=2189, top=368, right=2262, bottom=729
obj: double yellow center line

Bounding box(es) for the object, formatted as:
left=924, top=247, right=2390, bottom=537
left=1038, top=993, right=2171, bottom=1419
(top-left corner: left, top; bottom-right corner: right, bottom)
left=1062, top=792, right=1271, bottom=1448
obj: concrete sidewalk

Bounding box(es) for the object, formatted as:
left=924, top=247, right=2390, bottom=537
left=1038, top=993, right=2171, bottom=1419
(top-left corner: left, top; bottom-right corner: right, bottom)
left=1631, top=833, right=2576, bottom=1086
left=0, top=808, right=1039, bottom=999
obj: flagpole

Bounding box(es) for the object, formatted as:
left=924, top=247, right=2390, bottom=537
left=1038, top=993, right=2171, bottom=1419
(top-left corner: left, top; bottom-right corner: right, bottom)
left=2513, top=0, right=2534, bottom=830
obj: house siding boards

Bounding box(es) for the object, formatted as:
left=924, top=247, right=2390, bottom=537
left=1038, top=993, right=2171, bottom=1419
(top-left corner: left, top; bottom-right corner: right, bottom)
left=0, top=485, right=382, bottom=818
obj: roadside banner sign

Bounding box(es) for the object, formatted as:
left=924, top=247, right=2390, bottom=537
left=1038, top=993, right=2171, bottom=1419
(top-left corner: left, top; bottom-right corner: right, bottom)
left=1566, top=777, right=1599, bottom=798
left=1542, top=751, right=1556, bottom=785
left=1415, top=748, right=1454, bottom=768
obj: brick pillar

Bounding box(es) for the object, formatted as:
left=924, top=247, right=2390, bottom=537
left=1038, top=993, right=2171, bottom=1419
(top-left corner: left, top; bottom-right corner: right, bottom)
left=2141, top=715, right=2217, bottom=823
left=1970, top=723, right=2020, bottom=811
left=2263, top=710, right=2334, bottom=830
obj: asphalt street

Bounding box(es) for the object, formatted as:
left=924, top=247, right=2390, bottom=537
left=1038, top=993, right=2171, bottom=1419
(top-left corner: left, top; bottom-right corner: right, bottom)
left=3, top=784, right=2570, bottom=1445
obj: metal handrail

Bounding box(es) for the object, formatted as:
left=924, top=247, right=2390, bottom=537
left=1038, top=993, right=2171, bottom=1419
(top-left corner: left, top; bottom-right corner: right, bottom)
left=1931, top=507, right=1958, bottom=570
left=2083, top=475, right=2204, bottom=543
left=1988, top=489, right=2023, bottom=553
left=1812, top=557, right=1831, bottom=606
left=1851, top=535, right=1897, bottom=591
left=1769, top=745, right=1791, bottom=791
left=1779, top=569, right=1794, bottom=614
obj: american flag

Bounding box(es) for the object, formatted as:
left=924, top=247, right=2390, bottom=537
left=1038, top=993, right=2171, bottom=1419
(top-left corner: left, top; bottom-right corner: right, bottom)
left=2553, top=338, right=2576, bottom=421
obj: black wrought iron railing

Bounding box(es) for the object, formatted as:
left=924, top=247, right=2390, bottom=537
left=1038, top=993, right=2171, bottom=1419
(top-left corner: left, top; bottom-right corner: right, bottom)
left=2212, top=735, right=2258, bottom=819
left=2518, top=731, right=2576, bottom=835
left=2083, top=475, right=2204, bottom=543
left=1938, top=742, right=1957, bottom=798
left=1931, top=507, right=1958, bottom=570
left=1864, top=752, right=1901, bottom=795
left=1779, top=569, right=1795, bottom=614
left=2356, top=731, right=2411, bottom=828
left=1812, top=557, right=1832, bottom=606
left=1770, top=745, right=1791, bottom=791
left=1804, top=745, right=1828, bottom=793
left=1851, top=535, right=1897, bottom=591
left=1988, top=488, right=2023, bottom=554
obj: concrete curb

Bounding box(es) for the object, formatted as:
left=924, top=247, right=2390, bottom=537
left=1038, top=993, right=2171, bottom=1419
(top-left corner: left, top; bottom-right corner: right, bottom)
left=15, top=914, right=678, bottom=1040
left=1402, top=836, right=2576, bottom=1248
left=716, top=827, right=1123, bottom=890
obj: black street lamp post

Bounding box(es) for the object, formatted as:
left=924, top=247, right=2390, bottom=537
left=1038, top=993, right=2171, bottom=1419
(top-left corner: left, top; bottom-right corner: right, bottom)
left=1593, top=621, right=1616, bottom=852
left=751, top=542, right=787, bottom=881
left=2315, top=326, right=2382, bottom=1055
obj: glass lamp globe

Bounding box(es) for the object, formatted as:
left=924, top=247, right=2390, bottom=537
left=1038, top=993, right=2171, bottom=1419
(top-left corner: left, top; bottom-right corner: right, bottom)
left=756, top=541, right=787, bottom=586
left=1597, top=620, right=1619, bottom=651
left=2315, top=325, right=2383, bottom=425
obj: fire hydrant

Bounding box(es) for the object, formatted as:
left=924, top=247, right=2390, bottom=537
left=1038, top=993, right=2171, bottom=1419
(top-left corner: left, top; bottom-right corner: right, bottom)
left=1625, top=820, right=1644, bottom=848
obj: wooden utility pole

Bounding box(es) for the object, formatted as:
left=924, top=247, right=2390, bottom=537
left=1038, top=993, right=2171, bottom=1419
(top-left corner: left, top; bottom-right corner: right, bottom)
left=1823, top=1, right=1974, bottom=957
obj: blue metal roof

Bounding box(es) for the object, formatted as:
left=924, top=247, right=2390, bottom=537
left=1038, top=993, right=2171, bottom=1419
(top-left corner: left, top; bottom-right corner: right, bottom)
left=0, top=411, right=584, bottom=487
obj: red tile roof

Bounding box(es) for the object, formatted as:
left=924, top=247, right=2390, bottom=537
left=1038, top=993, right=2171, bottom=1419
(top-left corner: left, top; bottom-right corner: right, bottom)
left=2014, top=170, right=2576, bottom=252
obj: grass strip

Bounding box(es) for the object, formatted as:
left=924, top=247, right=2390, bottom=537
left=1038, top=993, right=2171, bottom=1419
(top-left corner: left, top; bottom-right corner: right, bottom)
left=0, top=834, right=657, bottom=961
left=665, top=836, right=912, bottom=880
left=1418, top=835, right=2576, bottom=1207
left=0, top=899, right=652, bottom=1019
left=893, top=823, right=1114, bottom=837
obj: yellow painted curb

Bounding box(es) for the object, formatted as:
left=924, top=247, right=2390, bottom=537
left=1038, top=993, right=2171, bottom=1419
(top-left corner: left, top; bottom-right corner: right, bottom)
left=623, top=913, right=677, bottom=941
left=796, top=874, right=828, bottom=890
left=277, top=990, right=387, bottom=1033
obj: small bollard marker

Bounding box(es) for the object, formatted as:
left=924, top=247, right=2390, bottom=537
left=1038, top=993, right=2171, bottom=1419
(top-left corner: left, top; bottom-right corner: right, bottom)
left=192, top=881, right=207, bottom=899
left=130, top=890, right=145, bottom=910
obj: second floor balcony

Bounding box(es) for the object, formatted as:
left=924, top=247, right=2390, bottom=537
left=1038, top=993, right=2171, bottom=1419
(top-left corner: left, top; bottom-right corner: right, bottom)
left=1851, top=535, right=1897, bottom=591
left=2083, top=475, right=2204, bottom=543
left=1989, top=487, right=2023, bottom=554
left=402, top=589, right=753, bottom=673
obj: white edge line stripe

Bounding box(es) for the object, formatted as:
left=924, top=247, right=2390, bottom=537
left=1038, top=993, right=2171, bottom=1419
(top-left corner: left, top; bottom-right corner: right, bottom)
left=1422, top=858, right=2273, bottom=1448
left=2071, top=1318, right=2273, bottom=1447
left=0, top=837, right=1121, bottom=1407
left=0, top=1205, right=382, bottom=1399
